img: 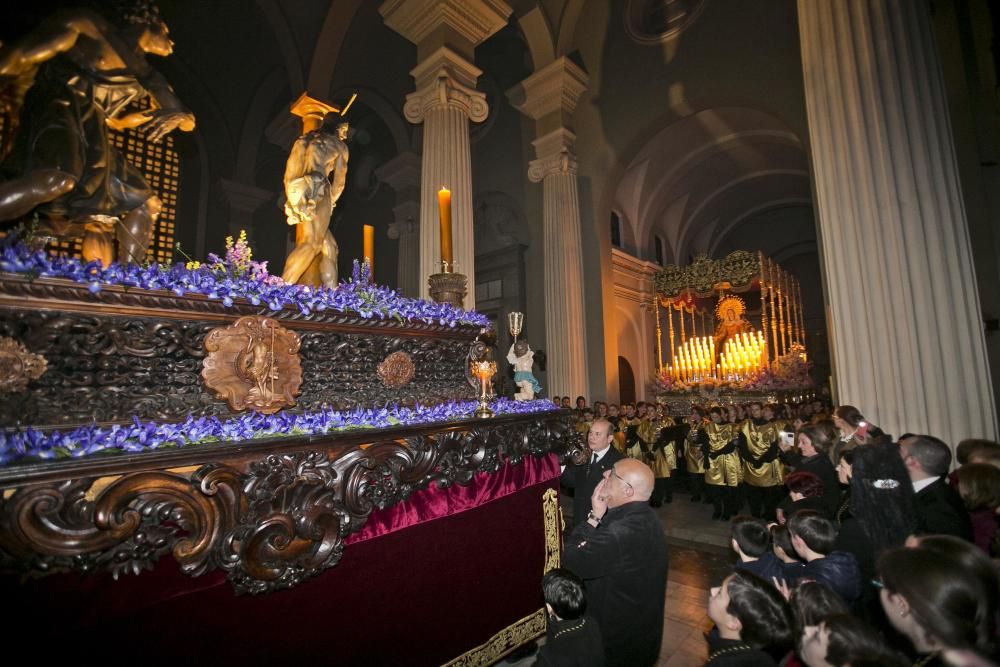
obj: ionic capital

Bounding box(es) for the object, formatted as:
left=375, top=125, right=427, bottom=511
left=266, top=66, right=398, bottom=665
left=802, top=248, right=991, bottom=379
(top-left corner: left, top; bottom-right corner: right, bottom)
left=403, top=47, right=489, bottom=123
left=527, top=128, right=578, bottom=181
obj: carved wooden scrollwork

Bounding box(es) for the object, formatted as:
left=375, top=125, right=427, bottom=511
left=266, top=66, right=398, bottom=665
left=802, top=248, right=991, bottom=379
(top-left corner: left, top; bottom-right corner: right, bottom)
left=220, top=451, right=344, bottom=595
left=0, top=413, right=578, bottom=594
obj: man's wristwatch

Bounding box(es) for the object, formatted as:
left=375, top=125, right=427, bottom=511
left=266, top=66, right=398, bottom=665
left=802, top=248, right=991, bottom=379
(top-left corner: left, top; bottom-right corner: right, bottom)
left=587, top=510, right=603, bottom=525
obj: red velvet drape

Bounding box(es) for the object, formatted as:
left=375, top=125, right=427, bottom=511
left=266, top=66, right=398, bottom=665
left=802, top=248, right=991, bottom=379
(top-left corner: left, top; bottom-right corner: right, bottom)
left=2, top=453, right=561, bottom=665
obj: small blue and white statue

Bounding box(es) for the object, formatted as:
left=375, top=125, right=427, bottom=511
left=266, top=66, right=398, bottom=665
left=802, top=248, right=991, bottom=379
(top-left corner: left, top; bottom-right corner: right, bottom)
left=507, top=340, right=542, bottom=401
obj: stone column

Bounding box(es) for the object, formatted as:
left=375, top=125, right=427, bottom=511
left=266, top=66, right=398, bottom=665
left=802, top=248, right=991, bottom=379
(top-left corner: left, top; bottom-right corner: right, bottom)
left=388, top=211, right=420, bottom=298
left=798, top=0, right=998, bottom=442
left=218, top=178, right=273, bottom=238
left=380, top=0, right=512, bottom=310
left=376, top=152, right=422, bottom=297
left=509, top=57, right=590, bottom=399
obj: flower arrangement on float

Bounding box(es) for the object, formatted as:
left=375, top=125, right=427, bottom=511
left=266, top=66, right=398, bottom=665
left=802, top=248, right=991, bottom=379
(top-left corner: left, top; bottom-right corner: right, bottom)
left=0, top=398, right=559, bottom=465
left=0, top=229, right=491, bottom=328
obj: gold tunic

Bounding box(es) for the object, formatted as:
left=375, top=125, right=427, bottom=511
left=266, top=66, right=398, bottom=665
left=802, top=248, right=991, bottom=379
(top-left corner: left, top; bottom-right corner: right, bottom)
left=643, top=417, right=677, bottom=478
left=704, top=422, right=742, bottom=487
left=740, top=419, right=785, bottom=487
left=684, top=421, right=707, bottom=474
left=626, top=417, right=647, bottom=460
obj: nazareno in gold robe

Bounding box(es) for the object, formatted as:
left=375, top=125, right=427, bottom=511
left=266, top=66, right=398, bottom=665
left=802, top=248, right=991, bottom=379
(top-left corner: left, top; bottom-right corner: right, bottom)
left=704, top=422, right=742, bottom=487
left=740, top=419, right=785, bottom=487
left=684, top=421, right=707, bottom=474
left=639, top=417, right=677, bottom=478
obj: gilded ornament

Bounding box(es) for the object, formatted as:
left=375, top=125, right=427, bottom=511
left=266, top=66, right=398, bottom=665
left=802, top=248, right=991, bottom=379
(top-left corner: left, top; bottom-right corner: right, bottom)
left=0, top=336, right=47, bottom=393
left=655, top=250, right=760, bottom=298
left=377, top=351, right=416, bottom=389
left=202, top=316, right=302, bottom=414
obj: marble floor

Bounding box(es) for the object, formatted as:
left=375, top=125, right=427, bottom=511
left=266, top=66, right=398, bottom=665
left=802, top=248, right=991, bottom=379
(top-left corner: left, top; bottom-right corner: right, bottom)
left=497, top=484, right=738, bottom=667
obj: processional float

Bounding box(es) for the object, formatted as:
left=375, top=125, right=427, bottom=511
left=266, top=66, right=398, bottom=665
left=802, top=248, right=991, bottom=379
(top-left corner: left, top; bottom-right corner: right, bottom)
left=651, top=251, right=814, bottom=412
left=0, top=4, right=578, bottom=664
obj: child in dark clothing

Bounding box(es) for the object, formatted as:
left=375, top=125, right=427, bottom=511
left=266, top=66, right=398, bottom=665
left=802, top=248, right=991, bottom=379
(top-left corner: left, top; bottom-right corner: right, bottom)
left=534, top=568, right=604, bottom=667
left=729, top=516, right=784, bottom=583
left=787, top=511, right=862, bottom=607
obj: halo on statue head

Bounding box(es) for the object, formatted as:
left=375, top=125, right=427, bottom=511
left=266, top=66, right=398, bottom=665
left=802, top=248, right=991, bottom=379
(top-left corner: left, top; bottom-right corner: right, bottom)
left=714, top=294, right=746, bottom=321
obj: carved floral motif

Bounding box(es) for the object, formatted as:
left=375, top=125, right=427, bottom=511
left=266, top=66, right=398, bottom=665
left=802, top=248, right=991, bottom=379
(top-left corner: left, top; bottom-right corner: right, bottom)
left=0, top=336, right=46, bottom=393
left=376, top=351, right=415, bottom=389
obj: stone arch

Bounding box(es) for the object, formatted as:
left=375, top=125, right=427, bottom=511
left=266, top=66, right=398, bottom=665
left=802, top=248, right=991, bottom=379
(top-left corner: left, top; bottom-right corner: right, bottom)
left=307, top=0, right=367, bottom=96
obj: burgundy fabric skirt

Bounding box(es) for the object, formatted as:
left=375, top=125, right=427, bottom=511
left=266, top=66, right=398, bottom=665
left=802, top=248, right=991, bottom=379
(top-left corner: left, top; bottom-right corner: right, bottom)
left=1, top=453, right=561, bottom=665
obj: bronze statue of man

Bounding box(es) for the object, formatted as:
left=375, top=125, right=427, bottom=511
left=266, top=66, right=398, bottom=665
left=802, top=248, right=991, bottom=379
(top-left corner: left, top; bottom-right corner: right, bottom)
left=0, top=1, right=195, bottom=265
left=281, top=119, right=349, bottom=288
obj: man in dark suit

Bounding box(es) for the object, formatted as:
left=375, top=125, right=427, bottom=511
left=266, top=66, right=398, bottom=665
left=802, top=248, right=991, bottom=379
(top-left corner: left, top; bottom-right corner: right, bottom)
left=563, top=458, right=669, bottom=667
left=561, top=418, right=624, bottom=529
left=900, top=434, right=973, bottom=541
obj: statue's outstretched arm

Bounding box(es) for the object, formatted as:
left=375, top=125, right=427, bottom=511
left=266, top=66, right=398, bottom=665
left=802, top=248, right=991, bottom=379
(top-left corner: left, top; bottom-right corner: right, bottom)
left=0, top=11, right=102, bottom=76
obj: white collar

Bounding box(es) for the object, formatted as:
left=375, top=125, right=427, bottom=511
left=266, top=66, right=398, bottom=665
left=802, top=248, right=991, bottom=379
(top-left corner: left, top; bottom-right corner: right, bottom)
left=912, top=476, right=941, bottom=493
left=592, top=447, right=610, bottom=463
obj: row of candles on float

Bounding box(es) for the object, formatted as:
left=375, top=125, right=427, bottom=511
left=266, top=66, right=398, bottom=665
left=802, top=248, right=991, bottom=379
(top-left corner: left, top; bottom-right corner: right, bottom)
left=669, top=331, right=769, bottom=382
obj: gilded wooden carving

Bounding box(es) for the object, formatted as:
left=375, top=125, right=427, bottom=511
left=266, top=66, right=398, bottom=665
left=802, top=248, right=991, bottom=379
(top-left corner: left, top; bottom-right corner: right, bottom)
left=655, top=250, right=761, bottom=297
left=0, top=413, right=584, bottom=594
left=0, top=336, right=46, bottom=393
left=202, top=316, right=303, bottom=414
left=376, top=350, right=415, bottom=389
left=0, top=308, right=476, bottom=426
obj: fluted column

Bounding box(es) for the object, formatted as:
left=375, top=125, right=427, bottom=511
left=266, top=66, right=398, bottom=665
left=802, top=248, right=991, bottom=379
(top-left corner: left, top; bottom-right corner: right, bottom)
left=798, top=0, right=997, bottom=442
left=381, top=0, right=512, bottom=310
left=376, top=152, right=421, bottom=297
left=509, top=56, right=590, bottom=399
left=530, top=130, right=588, bottom=399
left=388, top=211, right=420, bottom=298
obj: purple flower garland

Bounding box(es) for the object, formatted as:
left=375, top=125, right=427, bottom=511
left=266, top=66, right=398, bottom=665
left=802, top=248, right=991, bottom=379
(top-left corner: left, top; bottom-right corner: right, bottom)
left=0, top=240, right=491, bottom=328
left=0, top=399, right=559, bottom=466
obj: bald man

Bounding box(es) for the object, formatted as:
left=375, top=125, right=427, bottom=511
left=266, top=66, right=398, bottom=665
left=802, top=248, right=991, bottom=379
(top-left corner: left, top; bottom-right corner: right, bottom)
left=562, top=458, right=669, bottom=667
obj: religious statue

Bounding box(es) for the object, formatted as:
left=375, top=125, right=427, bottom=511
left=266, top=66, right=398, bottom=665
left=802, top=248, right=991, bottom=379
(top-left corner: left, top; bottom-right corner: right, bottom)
left=507, top=340, right=542, bottom=401
left=281, top=118, right=349, bottom=288
left=0, top=2, right=196, bottom=265
left=713, top=294, right=752, bottom=348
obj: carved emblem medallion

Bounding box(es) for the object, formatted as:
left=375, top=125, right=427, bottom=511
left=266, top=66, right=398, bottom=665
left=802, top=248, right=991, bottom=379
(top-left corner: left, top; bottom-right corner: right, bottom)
left=202, top=316, right=302, bottom=414
left=0, top=336, right=47, bottom=393
left=377, top=351, right=415, bottom=389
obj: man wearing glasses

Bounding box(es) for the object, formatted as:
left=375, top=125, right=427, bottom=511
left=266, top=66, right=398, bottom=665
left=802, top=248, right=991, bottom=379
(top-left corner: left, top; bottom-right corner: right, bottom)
left=563, top=458, right=669, bottom=667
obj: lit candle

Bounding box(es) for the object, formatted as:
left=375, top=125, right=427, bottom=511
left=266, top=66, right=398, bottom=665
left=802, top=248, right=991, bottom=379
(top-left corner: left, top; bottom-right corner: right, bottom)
left=437, top=187, right=453, bottom=270
left=363, top=224, right=375, bottom=276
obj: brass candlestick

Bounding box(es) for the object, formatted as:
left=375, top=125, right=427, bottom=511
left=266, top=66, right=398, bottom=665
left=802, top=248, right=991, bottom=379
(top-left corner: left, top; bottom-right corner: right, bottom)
left=471, top=359, right=497, bottom=418
left=428, top=261, right=467, bottom=308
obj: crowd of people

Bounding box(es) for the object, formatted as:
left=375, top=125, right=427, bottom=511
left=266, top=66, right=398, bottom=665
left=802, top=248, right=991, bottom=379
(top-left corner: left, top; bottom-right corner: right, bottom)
left=541, top=395, right=999, bottom=667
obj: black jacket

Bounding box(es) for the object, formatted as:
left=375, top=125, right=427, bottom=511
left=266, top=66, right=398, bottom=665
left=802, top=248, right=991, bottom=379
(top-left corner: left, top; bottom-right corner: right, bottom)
left=735, top=553, right=785, bottom=585
left=561, top=447, right=625, bottom=529
left=704, top=633, right=778, bottom=666
left=532, top=615, right=605, bottom=667
left=913, top=478, right=974, bottom=541
left=801, top=551, right=862, bottom=605
left=563, top=502, right=669, bottom=667
left=781, top=451, right=841, bottom=518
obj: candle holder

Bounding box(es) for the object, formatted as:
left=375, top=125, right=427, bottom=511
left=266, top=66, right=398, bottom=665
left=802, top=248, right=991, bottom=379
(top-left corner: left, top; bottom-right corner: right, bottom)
left=508, top=312, right=524, bottom=343
left=471, top=360, right=497, bottom=418
left=428, top=269, right=467, bottom=308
